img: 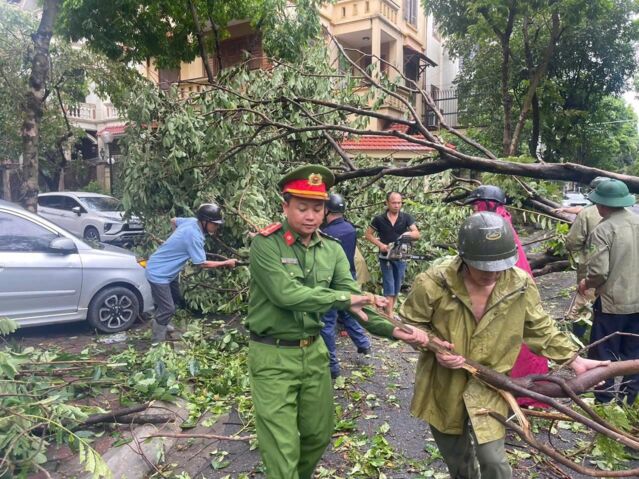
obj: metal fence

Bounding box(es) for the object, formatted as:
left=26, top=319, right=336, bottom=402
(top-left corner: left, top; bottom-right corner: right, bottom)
left=424, top=86, right=459, bottom=128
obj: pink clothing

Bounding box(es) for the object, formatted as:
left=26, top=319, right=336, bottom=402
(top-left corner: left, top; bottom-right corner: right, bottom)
left=473, top=201, right=549, bottom=408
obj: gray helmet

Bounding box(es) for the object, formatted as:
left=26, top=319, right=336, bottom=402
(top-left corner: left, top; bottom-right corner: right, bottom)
left=326, top=193, right=346, bottom=213
left=589, top=176, right=610, bottom=190
left=464, top=185, right=507, bottom=205
left=458, top=212, right=518, bottom=272
left=197, top=202, right=224, bottom=224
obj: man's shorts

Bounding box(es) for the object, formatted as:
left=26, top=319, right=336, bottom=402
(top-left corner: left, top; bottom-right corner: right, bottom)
left=379, top=258, right=407, bottom=296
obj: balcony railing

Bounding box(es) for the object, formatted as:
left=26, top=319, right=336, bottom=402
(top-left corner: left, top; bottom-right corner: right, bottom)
left=424, top=86, right=459, bottom=128
left=105, top=104, right=120, bottom=120
left=334, top=0, right=399, bottom=25
left=67, top=103, right=96, bottom=120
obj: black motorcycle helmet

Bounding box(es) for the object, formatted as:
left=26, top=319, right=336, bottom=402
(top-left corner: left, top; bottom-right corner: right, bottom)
left=196, top=202, right=224, bottom=224
left=325, top=193, right=346, bottom=213
left=464, top=185, right=507, bottom=205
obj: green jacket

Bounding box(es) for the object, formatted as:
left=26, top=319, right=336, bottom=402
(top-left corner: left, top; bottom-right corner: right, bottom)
left=565, top=205, right=602, bottom=281
left=246, top=220, right=396, bottom=340
left=585, top=208, right=639, bottom=314
left=400, top=257, right=577, bottom=444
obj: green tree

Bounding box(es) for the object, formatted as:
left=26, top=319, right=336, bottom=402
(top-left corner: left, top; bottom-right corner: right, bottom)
left=57, top=0, right=323, bottom=67
left=1, top=2, right=142, bottom=202
left=427, top=0, right=639, bottom=160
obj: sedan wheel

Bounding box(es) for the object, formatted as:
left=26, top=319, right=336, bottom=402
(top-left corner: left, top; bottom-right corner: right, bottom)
left=87, top=286, right=140, bottom=333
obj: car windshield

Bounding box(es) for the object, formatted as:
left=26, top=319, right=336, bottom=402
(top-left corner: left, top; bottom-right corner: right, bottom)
left=82, top=196, right=122, bottom=212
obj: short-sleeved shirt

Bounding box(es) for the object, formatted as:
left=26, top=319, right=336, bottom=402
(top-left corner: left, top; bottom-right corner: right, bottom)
left=321, top=217, right=357, bottom=275
left=370, top=211, right=415, bottom=246
left=146, top=217, right=206, bottom=284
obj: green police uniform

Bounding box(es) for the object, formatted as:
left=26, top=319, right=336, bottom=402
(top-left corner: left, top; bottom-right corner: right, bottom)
left=247, top=166, right=396, bottom=479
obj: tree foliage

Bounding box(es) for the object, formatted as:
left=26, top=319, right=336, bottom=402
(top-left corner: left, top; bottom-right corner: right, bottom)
left=427, top=0, right=639, bottom=164
left=57, top=0, right=323, bottom=66
left=0, top=3, right=141, bottom=199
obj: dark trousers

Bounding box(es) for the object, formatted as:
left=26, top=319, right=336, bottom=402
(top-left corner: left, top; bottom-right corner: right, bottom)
left=430, top=421, right=511, bottom=479
left=149, top=279, right=182, bottom=326
left=588, top=299, right=639, bottom=405
left=320, top=308, right=370, bottom=376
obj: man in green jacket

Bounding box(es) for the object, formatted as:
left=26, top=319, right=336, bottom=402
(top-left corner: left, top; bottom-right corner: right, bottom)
left=579, top=179, right=639, bottom=404
left=564, top=177, right=608, bottom=336
left=246, top=164, right=430, bottom=479
left=400, top=211, right=608, bottom=479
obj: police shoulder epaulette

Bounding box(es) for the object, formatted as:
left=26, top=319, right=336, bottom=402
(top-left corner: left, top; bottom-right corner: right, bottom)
left=259, top=222, right=282, bottom=236
left=319, top=230, right=341, bottom=243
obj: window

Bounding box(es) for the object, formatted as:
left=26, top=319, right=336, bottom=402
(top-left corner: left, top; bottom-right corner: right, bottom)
left=0, top=211, right=58, bottom=252
left=38, top=195, right=65, bottom=209
left=404, top=0, right=418, bottom=26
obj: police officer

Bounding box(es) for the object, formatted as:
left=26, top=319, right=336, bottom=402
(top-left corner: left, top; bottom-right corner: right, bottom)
left=400, top=212, right=609, bottom=479
left=146, top=203, right=237, bottom=342
left=320, top=193, right=372, bottom=379
left=246, top=165, right=429, bottom=479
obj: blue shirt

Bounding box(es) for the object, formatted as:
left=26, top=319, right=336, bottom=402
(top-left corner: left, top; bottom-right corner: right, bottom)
left=322, top=217, right=357, bottom=276
left=146, top=218, right=206, bottom=284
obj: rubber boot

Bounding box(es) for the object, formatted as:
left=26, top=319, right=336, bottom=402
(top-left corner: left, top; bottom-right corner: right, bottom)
left=151, top=319, right=167, bottom=343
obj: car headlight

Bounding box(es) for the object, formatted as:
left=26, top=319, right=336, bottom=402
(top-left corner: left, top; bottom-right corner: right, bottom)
left=137, top=258, right=147, bottom=268
left=104, top=223, right=113, bottom=232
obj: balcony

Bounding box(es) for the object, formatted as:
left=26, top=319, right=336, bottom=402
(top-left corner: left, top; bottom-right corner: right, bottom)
left=67, top=103, right=96, bottom=121
left=333, top=0, right=399, bottom=26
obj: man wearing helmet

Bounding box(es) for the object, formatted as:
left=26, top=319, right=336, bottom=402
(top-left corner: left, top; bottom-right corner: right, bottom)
left=145, top=203, right=237, bottom=342
left=320, top=193, right=372, bottom=379
left=579, top=179, right=639, bottom=404
left=400, top=212, right=608, bottom=479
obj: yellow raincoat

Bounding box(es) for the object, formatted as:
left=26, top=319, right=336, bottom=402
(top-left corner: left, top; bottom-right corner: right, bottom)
left=400, top=257, right=578, bottom=444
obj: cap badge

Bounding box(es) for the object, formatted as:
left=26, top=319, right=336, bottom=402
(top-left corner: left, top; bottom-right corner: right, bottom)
left=485, top=230, right=502, bottom=241
left=308, top=173, right=323, bottom=186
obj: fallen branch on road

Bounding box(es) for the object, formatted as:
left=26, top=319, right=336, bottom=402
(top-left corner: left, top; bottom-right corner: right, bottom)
left=141, top=432, right=255, bottom=442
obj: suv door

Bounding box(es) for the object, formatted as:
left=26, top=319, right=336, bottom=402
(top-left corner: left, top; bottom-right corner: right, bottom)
left=37, top=194, right=66, bottom=225
left=0, top=211, right=83, bottom=325
left=56, top=196, right=85, bottom=236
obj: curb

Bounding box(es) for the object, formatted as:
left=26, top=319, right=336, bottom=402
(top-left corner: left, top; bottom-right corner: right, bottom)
left=81, top=399, right=189, bottom=479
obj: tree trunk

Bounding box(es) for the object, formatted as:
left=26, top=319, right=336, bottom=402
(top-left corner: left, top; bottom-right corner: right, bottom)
left=20, top=0, right=60, bottom=211
left=529, top=92, right=540, bottom=158
left=508, top=11, right=560, bottom=156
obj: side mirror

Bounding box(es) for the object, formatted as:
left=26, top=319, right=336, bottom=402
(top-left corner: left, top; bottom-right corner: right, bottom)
left=49, top=237, right=77, bottom=254
left=72, top=206, right=82, bottom=216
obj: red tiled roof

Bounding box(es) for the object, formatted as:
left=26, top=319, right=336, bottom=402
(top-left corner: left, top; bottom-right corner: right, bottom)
left=341, top=134, right=434, bottom=151
left=98, top=125, right=127, bottom=136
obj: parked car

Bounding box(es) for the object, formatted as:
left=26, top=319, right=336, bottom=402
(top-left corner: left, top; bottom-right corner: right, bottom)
left=37, top=192, right=145, bottom=244
left=0, top=199, right=153, bottom=333
left=561, top=191, right=590, bottom=208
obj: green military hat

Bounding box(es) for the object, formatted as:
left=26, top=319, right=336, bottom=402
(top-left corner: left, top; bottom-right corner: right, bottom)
left=278, top=164, right=335, bottom=200
left=588, top=179, right=636, bottom=208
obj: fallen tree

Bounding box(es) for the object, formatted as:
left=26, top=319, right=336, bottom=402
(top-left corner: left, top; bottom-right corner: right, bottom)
left=386, top=312, right=639, bottom=476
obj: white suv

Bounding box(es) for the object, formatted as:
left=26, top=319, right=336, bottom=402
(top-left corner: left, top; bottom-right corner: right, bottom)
left=37, top=192, right=145, bottom=244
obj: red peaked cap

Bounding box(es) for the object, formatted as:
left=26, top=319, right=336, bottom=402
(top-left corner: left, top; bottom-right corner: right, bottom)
left=278, top=164, right=335, bottom=200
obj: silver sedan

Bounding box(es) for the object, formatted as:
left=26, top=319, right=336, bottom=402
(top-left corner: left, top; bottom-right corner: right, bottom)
left=0, top=200, right=153, bottom=333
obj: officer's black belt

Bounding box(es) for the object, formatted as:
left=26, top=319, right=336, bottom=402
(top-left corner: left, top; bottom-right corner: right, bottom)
left=250, top=332, right=317, bottom=348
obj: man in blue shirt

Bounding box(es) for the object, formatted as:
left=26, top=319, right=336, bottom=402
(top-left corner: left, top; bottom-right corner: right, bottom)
left=146, top=203, right=237, bottom=342
left=320, top=194, right=371, bottom=378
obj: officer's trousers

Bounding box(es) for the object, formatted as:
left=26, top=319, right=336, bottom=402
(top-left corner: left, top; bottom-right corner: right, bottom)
left=248, top=338, right=334, bottom=479
left=430, top=422, right=512, bottom=479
